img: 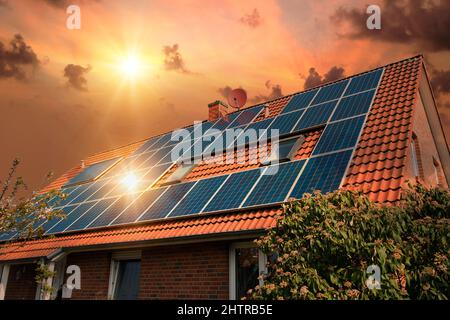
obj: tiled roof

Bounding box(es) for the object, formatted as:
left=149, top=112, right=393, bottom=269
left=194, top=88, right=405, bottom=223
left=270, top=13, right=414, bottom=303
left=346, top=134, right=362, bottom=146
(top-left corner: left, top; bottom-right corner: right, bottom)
left=342, top=56, right=421, bottom=202
left=0, top=208, right=280, bottom=262
left=0, top=56, right=427, bottom=262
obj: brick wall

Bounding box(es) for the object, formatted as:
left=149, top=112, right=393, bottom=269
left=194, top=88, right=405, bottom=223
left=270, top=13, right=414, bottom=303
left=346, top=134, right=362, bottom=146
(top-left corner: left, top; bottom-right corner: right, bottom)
left=4, top=264, right=37, bottom=300
left=64, top=251, right=111, bottom=300
left=139, top=242, right=229, bottom=299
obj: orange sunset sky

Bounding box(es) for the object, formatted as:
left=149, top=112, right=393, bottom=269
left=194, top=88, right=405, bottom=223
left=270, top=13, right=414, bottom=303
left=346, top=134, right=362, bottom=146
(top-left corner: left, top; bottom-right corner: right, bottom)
left=1, top=0, right=449, bottom=193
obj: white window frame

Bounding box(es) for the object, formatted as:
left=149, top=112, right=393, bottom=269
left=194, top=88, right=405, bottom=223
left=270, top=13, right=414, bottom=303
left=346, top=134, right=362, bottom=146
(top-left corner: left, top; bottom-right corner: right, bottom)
left=410, top=140, right=419, bottom=177
left=0, top=264, right=10, bottom=300
left=229, top=242, right=267, bottom=300
left=107, top=250, right=141, bottom=300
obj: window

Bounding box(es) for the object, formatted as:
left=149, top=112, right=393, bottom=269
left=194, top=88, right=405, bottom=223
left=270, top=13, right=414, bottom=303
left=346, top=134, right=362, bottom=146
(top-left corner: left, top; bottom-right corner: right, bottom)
left=229, top=243, right=267, bottom=300
left=262, top=135, right=305, bottom=165
left=410, top=134, right=421, bottom=178
left=433, top=157, right=442, bottom=186
left=162, top=163, right=195, bottom=186
left=108, top=251, right=141, bottom=300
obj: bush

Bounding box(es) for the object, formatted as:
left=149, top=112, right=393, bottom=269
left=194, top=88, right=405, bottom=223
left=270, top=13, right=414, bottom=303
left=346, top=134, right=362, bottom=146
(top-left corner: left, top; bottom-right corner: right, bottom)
left=250, top=184, right=449, bottom=300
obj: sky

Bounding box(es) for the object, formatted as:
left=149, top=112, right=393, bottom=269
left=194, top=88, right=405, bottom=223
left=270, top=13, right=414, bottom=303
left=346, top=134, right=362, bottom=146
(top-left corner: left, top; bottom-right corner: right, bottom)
left=0, top=0, right=449, bottom=193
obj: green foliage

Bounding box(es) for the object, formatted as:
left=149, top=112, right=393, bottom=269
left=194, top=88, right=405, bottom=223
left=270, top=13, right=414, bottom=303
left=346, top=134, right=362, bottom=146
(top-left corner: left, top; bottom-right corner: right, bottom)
left=35, top=261, right=57, bottom=296
left=251, top=185, right=449, bottom=300
left=0, top=158, right=66, bottom=242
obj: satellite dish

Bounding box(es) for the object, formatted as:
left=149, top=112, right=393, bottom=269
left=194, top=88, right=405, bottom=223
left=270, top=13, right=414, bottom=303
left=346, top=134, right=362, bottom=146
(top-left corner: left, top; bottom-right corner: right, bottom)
left=227, top=88, right=247, bottom=110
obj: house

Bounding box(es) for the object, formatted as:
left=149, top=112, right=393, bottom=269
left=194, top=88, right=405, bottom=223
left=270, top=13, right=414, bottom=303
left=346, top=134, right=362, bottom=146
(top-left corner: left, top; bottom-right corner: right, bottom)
left=0, top=55, right=448, bottom=300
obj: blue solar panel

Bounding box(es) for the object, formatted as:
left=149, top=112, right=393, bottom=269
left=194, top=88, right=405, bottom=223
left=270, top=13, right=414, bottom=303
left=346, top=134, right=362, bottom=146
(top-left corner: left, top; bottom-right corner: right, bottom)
left=344, top=69, right=382, bottom=96
left=169, top=175, right=228, bottom=217
left=139, top=145, right=173, bottom=167
left=147, top=132, right=173, bottom=150
left=38, top=205, right=78, bottom=232
left=138, top=182, right=195, bottom=221
left=61, top=184, right=90, bottom=205
left=64, top=198, right=118, bottom=232
left=204, top=169, right=261, bottom=212
left=243, top=160, right=306, bottom=207
left=290, top=150, right=352, bottom=197
left=69, top=179, right=109, bottom=204
left=312, top=115, right=365, bottom=155
left=133, top=135, right=164, bottom=155
left=294, top=100, right=337, bottom=131
left=282, top=89, right=319, bottom=114
left=266, top=109, right=304, bottom=137
left=46, top=202, right=97, bottom=234
left=64, top=158, right=119, bottom=186
left=331, top=89, right=375, bottom=121
left=227, top=106, right=264, bottom=128
left=109, top=188, right=168, bottom=226
left=311, top=80, right=349, bottom=106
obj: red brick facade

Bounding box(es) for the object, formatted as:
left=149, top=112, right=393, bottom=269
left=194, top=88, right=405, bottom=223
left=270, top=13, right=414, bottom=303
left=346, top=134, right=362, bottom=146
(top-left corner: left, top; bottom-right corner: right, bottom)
left=4, top=264, right=37, bottom=300
left=139, top=242, right=229, bottom=299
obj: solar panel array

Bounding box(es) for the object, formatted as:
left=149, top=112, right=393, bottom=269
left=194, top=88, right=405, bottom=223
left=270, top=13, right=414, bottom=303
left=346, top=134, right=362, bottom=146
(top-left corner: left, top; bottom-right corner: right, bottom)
left=0, top=68, right=384, bottom=241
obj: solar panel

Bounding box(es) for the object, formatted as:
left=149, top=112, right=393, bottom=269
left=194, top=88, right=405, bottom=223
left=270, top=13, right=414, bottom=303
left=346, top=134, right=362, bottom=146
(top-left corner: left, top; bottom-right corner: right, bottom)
left=344, top=69, right=383, bottom=96
left=46, top=202, right=97, bottom=234
left=147, top=132, right=173, bottom=151
left=243, top=160, right=306, bottom=207
left=226, top=105, right=264, bottom=128
left=331, top=89, right=375, bottom=121
left=266, top=109, right=304, bottom=137
left=38, top=205, right=78, bottom=233
left=294, top=100, right=337, bottom=131
left=139, top=145, right=173, bottom=167
left=168, top=175, right=228, bottom=217
left=289, top=150, right=352, bottom=197
left=60, top=184, right=90, bottom=206
left=137, top=181, right=195, bottom=221
left=64, top=198, right=118, bottom=232
left=64, top=158, right=120, bottom=186
left=281, top=89, right=319, bottom=114
left=132, top=135, right=164, bottom=155
left=312, top=115, right=365, bottom=155
left=109, top=188, right=168, bottom=226
left=68, top=179, right=109, bottom=204
left=204, top=169, right=261, bottom=212
left=311, top=80, right=349, bottom=106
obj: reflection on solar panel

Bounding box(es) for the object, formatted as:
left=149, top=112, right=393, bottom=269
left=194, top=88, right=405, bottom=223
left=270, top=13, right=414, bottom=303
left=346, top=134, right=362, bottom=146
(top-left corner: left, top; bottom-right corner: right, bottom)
left=133, top=135, right=163, bottom=155
left=138, top=182, right=195, bottom=221
left=169, top=175, right=228, bottom=217
left=226, top=105, right=264, bottom=128
left=65, top=197, right=118, bottom=232
left=243, top=160, right=306, bottom=207
left=281, top=89, right=319, bottom=114
left=331, top=89, right=376, bottom=121
left=36, top=204, right=78, bottom=234
left=344, top=69, right=383, bottom=96
left=46, top=202, right=97, bottom=234
left=148, top=132, right=173, bottom=150
left=64, top=157, right=119, bottom=186
left=62, top=184, right=90, bottom=206
left=140, top=145, right=173, bottom=167
left=204, top=169, right=261, bottom=212
left=267, top=109, right=304, bottom=137
left=294, top=100, right=337, bottom=131
left=109, top=188, right=167, bottom=226
left=69, top=180, right=109, bottom=204
left=311, top=80, right=349, bottom=105
left=290, top=150, right=352, bottom=197
left=312, top=115, right=365, bottom=155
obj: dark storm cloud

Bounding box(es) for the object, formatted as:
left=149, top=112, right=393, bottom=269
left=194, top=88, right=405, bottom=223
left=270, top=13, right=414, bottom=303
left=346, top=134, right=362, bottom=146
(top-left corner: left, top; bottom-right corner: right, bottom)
left=63, top=64, right=91, bottom=91
left=240, top=8, right=262, bottom=28
left=249, top=82, right=283, bottom=104
left=0, top=34, right=39, bottom=80
left=163, top=44, right=192, bottom=74
left=303, top=66, right=345, bottom=90
left=431, top=70, right=450, bottom=97
left=331, top=0, right=450, bottom=52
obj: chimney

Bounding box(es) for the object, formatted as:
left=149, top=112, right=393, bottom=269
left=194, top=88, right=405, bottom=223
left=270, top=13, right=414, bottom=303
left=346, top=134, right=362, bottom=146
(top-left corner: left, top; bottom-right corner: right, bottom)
left=208, top=100, right=228, bottom=122
left=80, top=160, right=86, bottom=169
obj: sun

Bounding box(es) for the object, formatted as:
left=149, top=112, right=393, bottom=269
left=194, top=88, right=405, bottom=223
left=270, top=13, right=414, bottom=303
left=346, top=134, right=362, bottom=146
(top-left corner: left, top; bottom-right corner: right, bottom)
left=122, top=172, right=139, bottom=191
left=119, top=55, right=141, bottom=78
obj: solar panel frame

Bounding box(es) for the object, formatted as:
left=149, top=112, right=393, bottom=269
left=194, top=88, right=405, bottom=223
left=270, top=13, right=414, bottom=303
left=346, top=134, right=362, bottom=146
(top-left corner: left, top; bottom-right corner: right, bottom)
left=64, top=157, right=120, bottom=187
left=293, top=100, right=338, bottom=132
left=45, top=202, right=98, bottom=235
left=344, top=69, right=383, bottom=96
left=312, top=115, right=366, bottom=156
left=331, top=89, right=376, bottom=122
left=242, top=160, right=306, bottom=207
left=311, top=79, right=350, bottom=106
left=281, top=88, right=319, bottom=114
left=266, top=109, right=304, bottom=137
left=225, top=105, right=264, bottom=129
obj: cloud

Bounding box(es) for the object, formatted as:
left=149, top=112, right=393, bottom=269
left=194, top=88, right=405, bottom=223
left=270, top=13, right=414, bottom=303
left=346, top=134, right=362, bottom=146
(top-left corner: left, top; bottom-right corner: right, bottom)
left=163, top=44, right=192, bottom=74
left=0, top=34, right=39, bottom=80
left=0, top=0, right=10, bottom=9
left=303, top=66, right=345, bottom=90
left=240, top=8, right=262, bottom=28
left=431, top=70, right=450, bottom=97
left=249, top=82, right=283, bottom=104
left=43, top=0, right=100, bottom=9
left=63, top=64, right=91, bottom=91
left=331, top=0, right=450, bottom=52
left=218, top=86, right=233, bottom=99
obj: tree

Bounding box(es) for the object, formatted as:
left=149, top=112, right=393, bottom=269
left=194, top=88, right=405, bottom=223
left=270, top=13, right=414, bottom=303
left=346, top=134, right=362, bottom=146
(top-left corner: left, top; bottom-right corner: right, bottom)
left=250, top=184, right=449, bottom=300
left=0, top=159, right=64, bottom=242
